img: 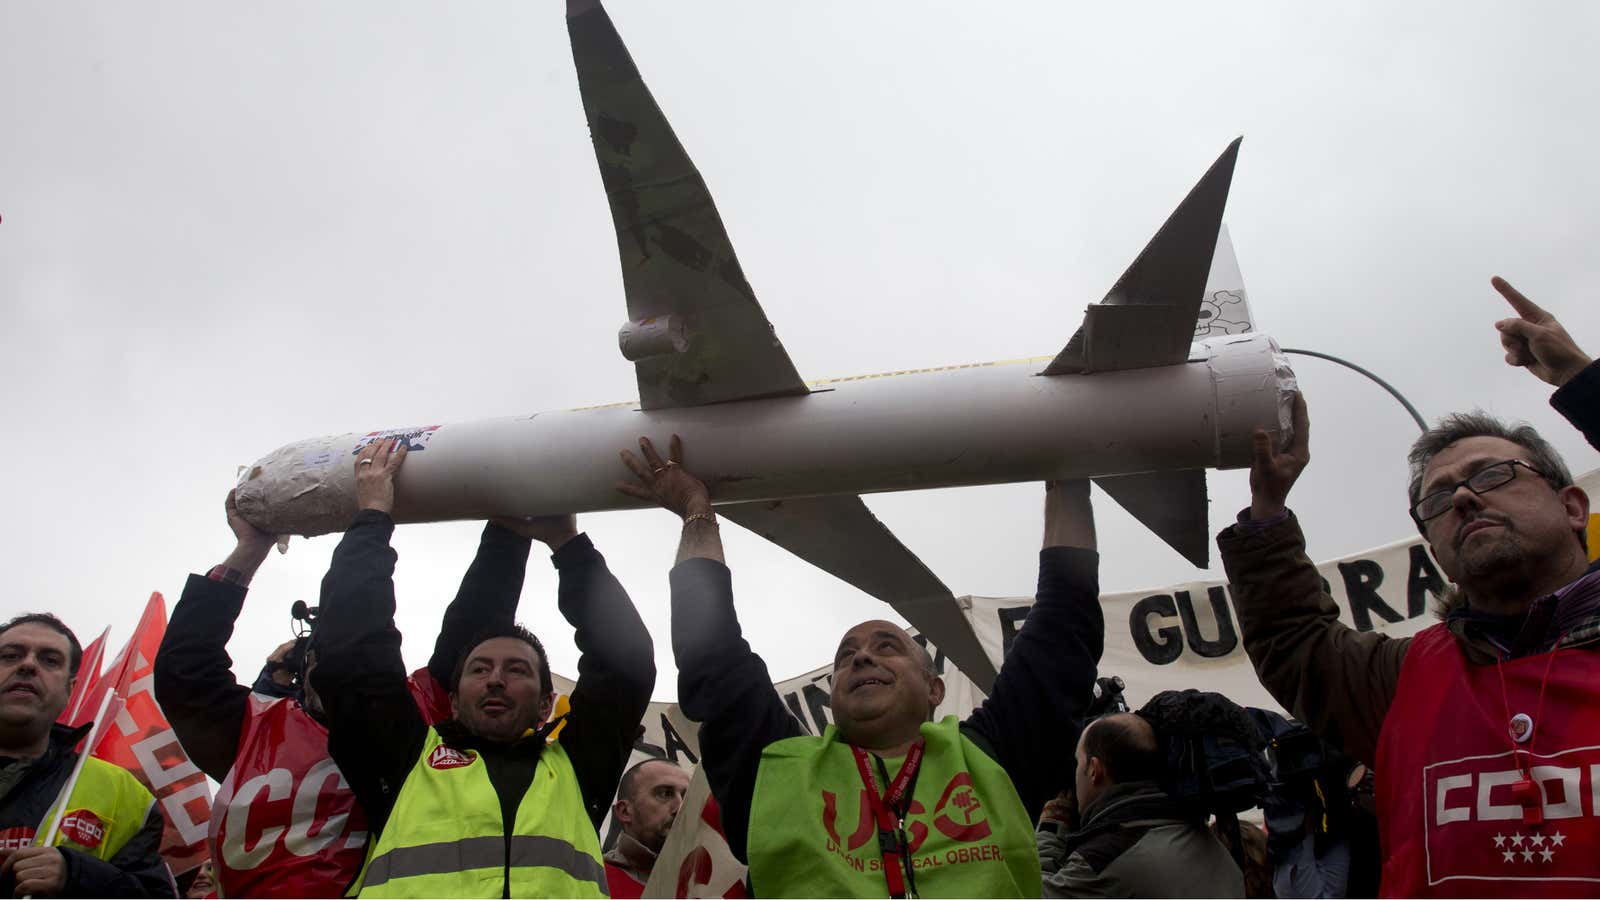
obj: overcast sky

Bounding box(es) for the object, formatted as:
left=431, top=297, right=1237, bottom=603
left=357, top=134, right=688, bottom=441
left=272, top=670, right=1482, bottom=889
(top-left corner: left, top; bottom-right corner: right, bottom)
left=3, top=1, right=1597, bottom=700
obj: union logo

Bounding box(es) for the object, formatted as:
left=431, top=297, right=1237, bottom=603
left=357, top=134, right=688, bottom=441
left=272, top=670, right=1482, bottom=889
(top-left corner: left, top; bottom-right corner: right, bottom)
left=821, top=772, right=992, bottom=854
left=60, top=810, right=106, bottom=849
left=427, top=746, right=477, bottom=770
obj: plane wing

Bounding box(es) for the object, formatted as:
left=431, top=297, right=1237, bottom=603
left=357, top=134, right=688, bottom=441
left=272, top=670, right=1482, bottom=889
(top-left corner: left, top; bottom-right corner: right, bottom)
left=567, top=0, right=809, bottom=410
left=568, top=1, right=997, bottom=687
left=719, top=495, right=1000, bottom=693
left=1044, top=138, right=1241, bottom=375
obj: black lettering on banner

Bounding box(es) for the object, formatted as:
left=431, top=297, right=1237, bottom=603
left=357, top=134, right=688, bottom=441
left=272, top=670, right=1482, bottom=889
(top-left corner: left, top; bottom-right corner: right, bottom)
left=783, top=690, right=814, bottom=735
left=1174, top=587, right=1239, bottom=658
left=803, top=680, right=833, bottom=734
left=661, top=714, right=699, bottom=765
left=1338, top=559, right=1403, bottom=631
left=1406, top=545, right=1446, bottom=618
left=997, top=607, right=1030, bottom=657
left=1130, top=595, right=1183, bottom=665
left=911, top=633, right=949, bottom=675
left=633, top=733, right=666, bottom=757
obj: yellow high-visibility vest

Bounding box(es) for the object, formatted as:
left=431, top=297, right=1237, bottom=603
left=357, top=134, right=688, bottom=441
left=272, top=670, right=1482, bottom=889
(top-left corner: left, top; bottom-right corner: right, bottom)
left=36, top=756, right=156, bottom=866
left=355, top=729, right=607, bottom=898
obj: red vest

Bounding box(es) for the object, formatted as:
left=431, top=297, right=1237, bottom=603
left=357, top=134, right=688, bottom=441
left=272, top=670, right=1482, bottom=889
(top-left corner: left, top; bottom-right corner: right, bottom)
left=209, top=694, right=368, bottom=898
left=605, top=862, right=646, bottom=899
left=210, top=670, right=450, bottom=897
left=1376, top=623, right=1600, bottom=896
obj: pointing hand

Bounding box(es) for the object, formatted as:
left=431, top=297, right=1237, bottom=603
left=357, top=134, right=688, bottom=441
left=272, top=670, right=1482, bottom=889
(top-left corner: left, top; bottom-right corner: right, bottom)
left=1492, top=276, right=1592, bottom=387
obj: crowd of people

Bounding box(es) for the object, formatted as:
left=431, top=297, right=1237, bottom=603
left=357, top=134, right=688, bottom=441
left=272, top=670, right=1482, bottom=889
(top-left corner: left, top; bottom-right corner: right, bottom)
left=0, top=275, right=1594, bottom=897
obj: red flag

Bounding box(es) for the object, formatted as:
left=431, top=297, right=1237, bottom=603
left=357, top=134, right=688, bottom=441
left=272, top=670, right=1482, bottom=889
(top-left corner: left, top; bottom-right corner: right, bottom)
left=57, top=626, right=108, bottom=726
left=79, top=594, right=213, bottom=875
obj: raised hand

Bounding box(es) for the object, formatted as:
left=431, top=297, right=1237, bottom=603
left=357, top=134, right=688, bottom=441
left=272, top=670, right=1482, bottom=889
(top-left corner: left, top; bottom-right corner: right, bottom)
left=354, top=438, right=408, bottom=514
left=1249, top=392, right=1309, bottom=520
left=615, top=434, right=711, bottom=520
left=1492, top=276, right=1592, bottom=387
left=493, top=514, right=580, bottom=551
left=220, top=489, right=277, bottom=579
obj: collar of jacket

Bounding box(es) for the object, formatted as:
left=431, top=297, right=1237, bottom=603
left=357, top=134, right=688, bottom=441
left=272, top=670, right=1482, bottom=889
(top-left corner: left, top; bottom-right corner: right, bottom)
left=1444, top=559, right=1600, bottom=663
left=602, top=830, right=658, bottom=881
left=1057, top=782, right=1189, bottom=859
left=1077, top=781, right=1187, bottom=831
left=0, top=722, right=90, bottom=794
left=433, top=715, right=561, bottom=754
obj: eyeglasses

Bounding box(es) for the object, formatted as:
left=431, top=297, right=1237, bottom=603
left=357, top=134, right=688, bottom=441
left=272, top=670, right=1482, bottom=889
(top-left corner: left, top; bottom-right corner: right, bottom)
left=1410, top=459, right=1545, bottom=524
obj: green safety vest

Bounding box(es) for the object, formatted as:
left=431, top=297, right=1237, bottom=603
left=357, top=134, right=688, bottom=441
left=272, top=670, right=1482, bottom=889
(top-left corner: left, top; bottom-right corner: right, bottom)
left=354, top=729, right=607, bottom=898
left=749, top=715, right=1041, bottom=899
left=36, top=757, right=156, bottom=864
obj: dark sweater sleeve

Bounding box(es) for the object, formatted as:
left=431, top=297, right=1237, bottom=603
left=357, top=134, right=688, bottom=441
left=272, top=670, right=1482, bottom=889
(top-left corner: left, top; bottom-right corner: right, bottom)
left=427, top=521, right=534, bottom=686
left=1217, top=512, right=1407, bottom=767
left=309, top=509, right=428, bottom=839
left=550, top=535, right=657, bottom=830
left=962, top=547, right=1103, bottom=823
left=61, top=798, right=176, bottom=897
left=670, top=558, right=803, bottom=863
left=1551, top=358, right=1600, bottom=450
left=152, top=574, right=251, bottom=784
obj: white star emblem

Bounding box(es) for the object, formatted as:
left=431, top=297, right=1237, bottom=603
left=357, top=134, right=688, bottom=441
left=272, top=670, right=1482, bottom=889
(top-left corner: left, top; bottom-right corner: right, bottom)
left=1494, top=833, right=1507, bottom=847
left=1551, top=831, right=1566, bottom=847
left=1521, top=848, right=1535, bottom=863
left=1529, top=833, right=1546, bottom=847
left=1511, top=833, right=1525, bottom=847
left=1541, top=848, right=1555, bottom=863
left=1503, top=850, right=1516, bottom=863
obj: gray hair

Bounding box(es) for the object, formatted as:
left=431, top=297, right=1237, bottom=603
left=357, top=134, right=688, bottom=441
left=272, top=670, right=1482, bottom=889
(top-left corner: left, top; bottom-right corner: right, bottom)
left=1406, top=411, right=1580, bottom=544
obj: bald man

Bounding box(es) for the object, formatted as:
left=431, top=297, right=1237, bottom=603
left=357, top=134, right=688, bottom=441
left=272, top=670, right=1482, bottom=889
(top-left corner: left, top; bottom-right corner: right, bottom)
left=618, top=436, right=1105, bottom=898
left=1038, top=713, right=1242, bottom=898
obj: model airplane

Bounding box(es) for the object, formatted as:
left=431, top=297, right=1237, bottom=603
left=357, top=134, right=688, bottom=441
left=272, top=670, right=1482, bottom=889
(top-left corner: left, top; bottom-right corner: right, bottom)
left=235, top=0, right=1295, bottom=690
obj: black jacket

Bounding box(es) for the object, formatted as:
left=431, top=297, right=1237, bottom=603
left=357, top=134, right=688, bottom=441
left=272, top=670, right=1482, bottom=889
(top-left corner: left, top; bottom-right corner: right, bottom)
left=672, top=546, right=1105, bottom=862
left=1039, top=781, right=1243, bottom=898
left=310, top=510, right=655, bottom=840
left=0, top=724, right=175, bottom=898
left=154, top=520, right=538, bottom=784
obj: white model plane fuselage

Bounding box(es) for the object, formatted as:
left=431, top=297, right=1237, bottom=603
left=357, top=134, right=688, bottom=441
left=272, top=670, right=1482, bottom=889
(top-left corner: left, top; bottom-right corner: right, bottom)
left=235, top=1, right=1296, bottom=688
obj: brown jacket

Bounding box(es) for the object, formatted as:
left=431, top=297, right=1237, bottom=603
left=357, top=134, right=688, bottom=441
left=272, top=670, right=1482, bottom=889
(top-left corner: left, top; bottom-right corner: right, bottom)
left=1216, top=360, right=1600, bottom=766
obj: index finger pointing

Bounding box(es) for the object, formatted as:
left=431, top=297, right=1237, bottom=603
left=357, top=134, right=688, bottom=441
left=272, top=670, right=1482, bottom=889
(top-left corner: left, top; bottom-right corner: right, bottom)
left=1491, top=276, right=1547, bottom=322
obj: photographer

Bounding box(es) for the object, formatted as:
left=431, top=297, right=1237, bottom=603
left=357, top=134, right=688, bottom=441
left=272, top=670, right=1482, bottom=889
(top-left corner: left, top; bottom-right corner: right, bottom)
left=1253, top=711, right=1380, bottom=899
left=1038, top=696, right=1246, bottom=898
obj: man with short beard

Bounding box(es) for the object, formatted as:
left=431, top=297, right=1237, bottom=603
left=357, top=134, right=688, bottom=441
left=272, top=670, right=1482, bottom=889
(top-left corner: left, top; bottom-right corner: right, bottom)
left=154, top=486, right=564, bottom=898
left=618, top=435, right=1105, bottom=897
left=604, top=758, right=689, bottom=898
left=310, top=437, right=654, bottom=898
left=0, top=613, right=174, bottom=897
left=1219, top=277, right=1600, bottom=895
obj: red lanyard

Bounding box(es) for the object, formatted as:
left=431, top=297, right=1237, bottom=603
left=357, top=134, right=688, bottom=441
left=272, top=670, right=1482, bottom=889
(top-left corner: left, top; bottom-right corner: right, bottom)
left=1492, top=639, right=1564, bottom=826
left=850, top=741, right=924, bottom=899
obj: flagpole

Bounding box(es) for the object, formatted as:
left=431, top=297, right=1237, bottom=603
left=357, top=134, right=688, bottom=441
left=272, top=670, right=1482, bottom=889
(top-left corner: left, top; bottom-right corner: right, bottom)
left=35, top=689, right=124, bottom=847
left=61, top=626, right=110, bottom=725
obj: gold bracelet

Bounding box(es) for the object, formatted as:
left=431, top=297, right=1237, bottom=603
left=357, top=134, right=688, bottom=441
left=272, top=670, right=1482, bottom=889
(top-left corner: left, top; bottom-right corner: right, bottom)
left=683, top=512, right=718, bottom=527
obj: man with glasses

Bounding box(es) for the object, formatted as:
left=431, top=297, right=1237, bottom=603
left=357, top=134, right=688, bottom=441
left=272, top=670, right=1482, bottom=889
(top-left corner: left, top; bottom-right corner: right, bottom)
left=1217, top=277, right=1599, bottom=895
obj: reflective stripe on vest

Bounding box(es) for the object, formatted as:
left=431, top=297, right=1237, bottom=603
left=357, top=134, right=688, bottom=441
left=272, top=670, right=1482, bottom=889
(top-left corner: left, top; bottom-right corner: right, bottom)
left=363, top=834, right=607, bottom=889
left=355, top=728, right=606, bottom=898
left=1376, top=623, right=1600, bottom=897
left=748, top=715, right=1041, bottom=898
